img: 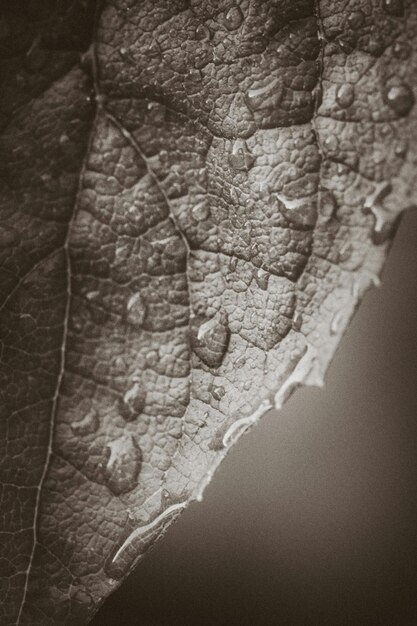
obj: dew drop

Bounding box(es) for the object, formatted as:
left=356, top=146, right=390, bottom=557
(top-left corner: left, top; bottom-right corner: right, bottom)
left=274, top=193, right=317, bottom=229
left=392, top=41, right=411, bottom=60
left=293, top=311, right=303, bottom=331
left=347, top=10, right=365, bottom=29
left=103, top=434, right=142, bottom=496
left=228, top=140, right=255, bottom=171
left=323, top=134, right=339, bottom=153
left=382, top=0, right=404, bottom=17
left=384, top=82, right=414, bottom=117
left=319, top=190, right=338, bottom=221
left=224, top=5, right=244, bottom=30
left=71, top=409, right=99, bottom=436
left=189, top=311, right=230, bottom=369
left=254, top=268, right=269, bottom=291
left=192, top=200, right=210, bottom=221
left=126, top=292, right=147, bottom=328
left=105, top=502, right=186, bottom=580
left=234, top=355, right=246, bottom=368
left=212, top=385, right=225, bottom=401
left=336, top=83, right=355, bottom=108
left=120, top=382, right=146, bottom=421
left=394, top=141, right=408, bottom=157
left=195, top=23, right=212, bottom=41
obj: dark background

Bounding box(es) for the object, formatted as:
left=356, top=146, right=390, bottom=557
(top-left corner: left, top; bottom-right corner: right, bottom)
left=92, top=211, right=417, bottom=626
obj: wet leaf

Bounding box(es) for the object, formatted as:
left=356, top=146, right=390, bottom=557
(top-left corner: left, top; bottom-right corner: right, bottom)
left=0, top=0, right=416, bottom=623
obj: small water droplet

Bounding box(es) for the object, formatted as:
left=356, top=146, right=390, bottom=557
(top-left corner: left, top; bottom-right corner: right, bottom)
left=382, top=0, right=404, bottom=17
left=195, top=23, right=212, bottom=41
left=394, top=141, right=408, bottom=157
left=234, top=355, right=246, bottom=368
left=338, top=36, right=355, bottom=54
left=71, top=409, right=99, bottom=436
left=384, top=82, right=414, bottom=117
left=228, top=140, right=255, bottom=171
left=336, top=83, right=355, bottom=108
left=212, top=385, right=225, bottom=401
left=126, top=292, right=147, bottom=328
left=192, top=200, right=210, bottom=221
left=347, top=10, right=365, bottom=29
left=319, top=190, right=338, bottom=221
left=293, top=311, right=303, bottom=331
left=228, top=256, right=238, bottom=272
left=254, top=268, right=269, bottom=291
left=120, top=382, right=146, bottom=421
left=103, top=434, right=142, bottom=496
left=323, top=134, right=339, bottom=152
left=224, top=5, right=244, bottom=30
left=392, top=41, right=411, bottom=60
left=190, top=311, right=230, bottom=368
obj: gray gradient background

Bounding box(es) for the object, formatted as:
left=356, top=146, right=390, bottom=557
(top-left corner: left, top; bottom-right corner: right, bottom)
left=92, top=211, right=417, bottom=626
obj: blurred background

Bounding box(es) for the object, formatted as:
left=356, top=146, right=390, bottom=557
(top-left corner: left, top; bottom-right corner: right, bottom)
left=92, top=211, right=417, bottom=626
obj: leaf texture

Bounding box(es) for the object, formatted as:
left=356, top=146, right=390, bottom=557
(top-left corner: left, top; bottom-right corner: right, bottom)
left=0, top=0, right=416, bottom=623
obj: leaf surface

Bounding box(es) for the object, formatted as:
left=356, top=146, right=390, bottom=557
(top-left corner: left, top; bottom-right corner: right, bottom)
left=0, top=0, right=416, bottom=623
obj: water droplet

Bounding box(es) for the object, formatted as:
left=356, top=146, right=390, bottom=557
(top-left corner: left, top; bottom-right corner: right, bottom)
left=336, top=83, right=355, bottom=108
left=274, top=193, right=317, bottom=229
left=120, top=382, right=146, bottom=421
left=224, top=5, right=244, bottom=30
left=126, top=292, right=147, bottom=328
left=71, top=409, right=99, bottom=436
left=293, top=311, right=303, bottom=331
left=323, top=134, right=339, bottom=152
left=383, top=0, right=404, bottom=17
left=228, top=140, right=255, bottom=171
left=347, top=10, right=365, bottom=29
left=228, top=256, right=238, bottom=272
left=254, top=268, right=269, bottom=291
left=192, top=200, right=210, bottom=221
left=105, top=502, right=186, bottom=580
left=330, top=310, right=345, bottom=335
left=212, top=385, right=225, bottom=401
left=363, top=181, right=398, bottom=244
left=189, top=311, right=230, bottom=368
left=394, top=141, right=408, bottom=157
left=338, top=36, right=355, bottom=54
left=384, top=82, right=414, bottom=117
left=392, top=41, right=411, bottom=60
left=195, top=23, right=212, bottom=41
left=103, top=434, right=142, bottom=496
left=319, top=190, right=338, bottom=221
left=234, top=355, right=246, bottom=368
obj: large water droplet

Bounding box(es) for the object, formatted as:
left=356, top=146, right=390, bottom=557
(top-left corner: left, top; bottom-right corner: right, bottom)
left=228, top=140, right=255, bottom=171
left=224, top=5, right=244, bottom=30
left=336, top=83, right=355, bottom=108
left=382, top=0, right=404, bottom=17
left=105, top=502, right=186, bottom=580
left=274, top=193, right=317, bottom=229
left=120, top=382, right=146, bottom=421
left=384, top=82, right=414, bottom=117
left=126, top=292, right=147, bottom=328
left=103, top=434, right=142, bottom=496
left=189, top=311, right=230, bottom=368
left=363, top=181, right=398, bottom=244
left=71, top=409, right=99, bottom=436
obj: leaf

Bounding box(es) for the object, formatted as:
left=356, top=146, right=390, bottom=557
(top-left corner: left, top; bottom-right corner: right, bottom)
left=0, top=0, right=416, bottom=623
